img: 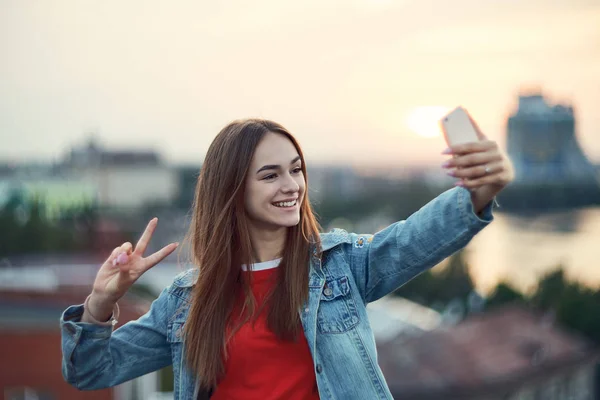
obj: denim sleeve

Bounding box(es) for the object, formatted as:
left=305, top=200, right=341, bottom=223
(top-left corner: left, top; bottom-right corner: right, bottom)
left=61, top=287, right=172, bottom=390
left=348, top=187, right=495, bottom=304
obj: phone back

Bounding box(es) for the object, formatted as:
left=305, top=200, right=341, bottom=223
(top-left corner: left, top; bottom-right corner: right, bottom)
left=440, top=106, right=480, bottom=146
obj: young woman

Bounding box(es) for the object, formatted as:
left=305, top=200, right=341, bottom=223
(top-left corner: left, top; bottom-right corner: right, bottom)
left=61, top=118, right=514, bottom=399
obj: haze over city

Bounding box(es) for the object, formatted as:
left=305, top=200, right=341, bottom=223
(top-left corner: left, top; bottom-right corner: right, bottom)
left=1, top=0, right=599, bottom=167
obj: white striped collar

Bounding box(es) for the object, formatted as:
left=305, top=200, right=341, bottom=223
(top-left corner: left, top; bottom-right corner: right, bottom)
left=241, top=258, right=282, bottom=271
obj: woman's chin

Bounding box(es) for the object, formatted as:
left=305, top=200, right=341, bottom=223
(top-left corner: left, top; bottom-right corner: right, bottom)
left=271, top=215, right=301, bottom=229
left=250, top=215, right=301, bottom=231
left=278, top=217, right=301, bottom=228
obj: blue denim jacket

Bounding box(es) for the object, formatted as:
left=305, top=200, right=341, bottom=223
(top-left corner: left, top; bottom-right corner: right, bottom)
left=61, top=187, right=494, bottom=399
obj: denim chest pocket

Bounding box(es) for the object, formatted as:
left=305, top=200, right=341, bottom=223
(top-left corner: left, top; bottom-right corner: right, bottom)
left=167, top=321, right=185, bottom=343
left=167, top=302, right=189, bottom=344
left=317, top=275, right=360, bottom=334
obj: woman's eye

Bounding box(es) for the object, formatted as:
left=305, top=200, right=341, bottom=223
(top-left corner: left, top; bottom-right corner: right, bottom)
left=263, top=174, right=277, bottom=180
left=292, top=167, right=302, bottom=174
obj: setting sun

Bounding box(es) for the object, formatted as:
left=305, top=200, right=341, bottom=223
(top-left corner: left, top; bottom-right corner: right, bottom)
left=405, top=106, right=452, bottom=138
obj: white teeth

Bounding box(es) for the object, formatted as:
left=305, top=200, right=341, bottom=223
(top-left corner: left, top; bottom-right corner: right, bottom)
left=274, top=200, right=297, bottom=208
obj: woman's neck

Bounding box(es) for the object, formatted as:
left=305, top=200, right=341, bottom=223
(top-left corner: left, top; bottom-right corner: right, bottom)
left=248, top=225, right=287, bottom=263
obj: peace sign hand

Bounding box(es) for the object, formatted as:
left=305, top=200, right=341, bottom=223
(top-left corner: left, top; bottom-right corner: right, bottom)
left=91, top=218, right=179, bottom=307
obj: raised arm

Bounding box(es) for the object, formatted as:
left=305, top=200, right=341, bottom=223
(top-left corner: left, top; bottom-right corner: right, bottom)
left=60, top=218, right=179, bottom=389
left=347, top=121, right=513, bottom=303
left=346, top=187, right=494, bottom=304
left=61, top=287, right=173, bottom=389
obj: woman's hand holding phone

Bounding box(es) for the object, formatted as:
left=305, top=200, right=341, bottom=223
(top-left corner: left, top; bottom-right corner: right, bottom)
left=439, top=106, right=515, bottom=213
left=440, top=106, right=514, bottom=191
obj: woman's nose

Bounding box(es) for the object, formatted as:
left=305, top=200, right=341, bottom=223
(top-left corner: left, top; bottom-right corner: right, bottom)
left=281, top=174, right=299, bottom=193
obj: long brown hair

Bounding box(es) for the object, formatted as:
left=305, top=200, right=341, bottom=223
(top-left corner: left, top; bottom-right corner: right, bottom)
left=183, top=119, right=321, bottom=389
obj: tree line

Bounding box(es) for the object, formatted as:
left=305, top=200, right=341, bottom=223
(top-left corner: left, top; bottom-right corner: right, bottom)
left=396, top=251, right=600, bottom=345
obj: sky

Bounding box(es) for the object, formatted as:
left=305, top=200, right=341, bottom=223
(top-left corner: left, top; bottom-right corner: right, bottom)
left=1, top=0, right=599, bottom=168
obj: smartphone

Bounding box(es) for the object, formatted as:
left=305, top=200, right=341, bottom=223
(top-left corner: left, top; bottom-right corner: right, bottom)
left=439, top=106, right=480, bottom=146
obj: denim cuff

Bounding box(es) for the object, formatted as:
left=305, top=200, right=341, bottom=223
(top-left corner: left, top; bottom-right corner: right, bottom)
left=60, top=303, right=116, bottom=343
left=457, top=187, right=497, bottom=226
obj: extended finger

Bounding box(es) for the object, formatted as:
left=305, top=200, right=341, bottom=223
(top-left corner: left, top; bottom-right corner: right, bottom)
left=443, top=151, right=502, bottom=169
left=141, top=243, right=179, bottom=273
left=447, top=161, right=504, bottom=179
left=134, top=218, right=158, bottom=256
left=446, top=140, right=496, bottom=155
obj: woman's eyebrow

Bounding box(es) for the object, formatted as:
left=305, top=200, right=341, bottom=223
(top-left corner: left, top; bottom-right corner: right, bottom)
left=256, top=156, right=301, bottom=174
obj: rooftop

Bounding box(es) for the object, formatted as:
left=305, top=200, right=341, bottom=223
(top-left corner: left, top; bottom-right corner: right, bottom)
left=512, top=93, right=574, bottom=119
left=379, top=305, right=599, bottom=399
left=0, top=289, right=151, bottom=330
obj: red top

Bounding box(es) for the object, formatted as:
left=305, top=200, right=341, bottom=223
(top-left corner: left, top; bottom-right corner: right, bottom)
left=211, top=267, right=320, bottom=400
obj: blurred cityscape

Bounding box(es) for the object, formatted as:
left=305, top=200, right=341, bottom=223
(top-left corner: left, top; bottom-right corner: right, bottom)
left=2, top=91, right=600, bottom=399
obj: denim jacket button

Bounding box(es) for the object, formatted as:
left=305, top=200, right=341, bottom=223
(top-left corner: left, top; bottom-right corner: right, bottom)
left=304, top=307, right=310, bottom=313
left=323, top=288, right=333, bottom=296
left=316, top=364, right=323, bottom=374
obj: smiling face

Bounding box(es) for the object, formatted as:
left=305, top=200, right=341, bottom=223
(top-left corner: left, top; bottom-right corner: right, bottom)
left=244, top=132, right=306, bottom=233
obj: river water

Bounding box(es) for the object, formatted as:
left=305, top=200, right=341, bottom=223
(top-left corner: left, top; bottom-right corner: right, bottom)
left=465, top=207, right=600, bottom=294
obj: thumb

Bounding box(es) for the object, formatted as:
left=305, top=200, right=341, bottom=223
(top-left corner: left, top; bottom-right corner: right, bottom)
left=115, top=252, right=130, bottom=265
left=111, top=242, right=133, bottom=267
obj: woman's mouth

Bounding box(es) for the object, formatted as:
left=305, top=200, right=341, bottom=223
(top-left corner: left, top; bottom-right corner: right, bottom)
left=273, top=200, right=298, bottom=208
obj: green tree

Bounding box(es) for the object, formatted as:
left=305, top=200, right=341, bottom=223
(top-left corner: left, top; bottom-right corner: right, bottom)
left=0, top=191, right=23, bottom=255
left=394, top=269, right=438, bottom=305
left=436, top=250, right=474, bottom=304
left=19, top=197, right=49, bottom=253
left=555, top=284, right=600, bottom=343
left=0, top=194, right=103, bottom=257
left=486, top=282, right=525, bottom=309
left=531, top=267, right=567, bottom=310
left=485, top=267, right=600, bottom=344
left=394, top=250, right=475, bottom=308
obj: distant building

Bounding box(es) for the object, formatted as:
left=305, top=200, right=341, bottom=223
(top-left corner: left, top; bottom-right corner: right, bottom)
left=378, top=306, right=599, bottom=400
left=507, top=93, right=598, bottom=185
left=501, top=92, right=600, bottom=210
left=0, top=137, right=181, bottom=213
left=60, top=138, right=180, bottom=210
